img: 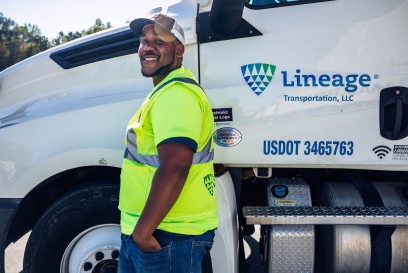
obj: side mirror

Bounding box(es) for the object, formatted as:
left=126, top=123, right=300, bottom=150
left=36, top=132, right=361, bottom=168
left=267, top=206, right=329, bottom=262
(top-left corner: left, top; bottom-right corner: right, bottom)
left=209, top=0, right=245, bottom=35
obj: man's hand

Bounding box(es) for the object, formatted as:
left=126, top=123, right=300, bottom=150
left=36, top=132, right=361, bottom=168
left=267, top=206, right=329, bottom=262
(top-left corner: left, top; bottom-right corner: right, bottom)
left=133, top=233, right=161, bottom=252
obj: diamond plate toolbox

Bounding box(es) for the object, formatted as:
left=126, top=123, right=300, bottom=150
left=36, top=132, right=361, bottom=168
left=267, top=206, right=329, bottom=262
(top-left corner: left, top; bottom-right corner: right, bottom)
left=265, top=178, right=314, bottom=273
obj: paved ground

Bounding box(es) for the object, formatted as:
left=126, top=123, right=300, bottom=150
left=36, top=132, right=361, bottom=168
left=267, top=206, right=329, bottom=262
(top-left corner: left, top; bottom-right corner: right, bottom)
left=243, top=225, right=264, bottom=273
left=5, top=226, right=263, bottom=273
left=4, top=232, right=29, bottom=273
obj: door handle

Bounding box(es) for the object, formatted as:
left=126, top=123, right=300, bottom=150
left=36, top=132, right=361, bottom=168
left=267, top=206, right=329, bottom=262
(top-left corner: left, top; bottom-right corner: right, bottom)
left=393, top=98, right=403, bottom=138
left=380, top=87, right=408, bottom=140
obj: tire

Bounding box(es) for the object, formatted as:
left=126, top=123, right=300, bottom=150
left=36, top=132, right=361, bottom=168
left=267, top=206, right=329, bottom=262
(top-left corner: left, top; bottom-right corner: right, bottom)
left=23, top=184, right=120, bottom=273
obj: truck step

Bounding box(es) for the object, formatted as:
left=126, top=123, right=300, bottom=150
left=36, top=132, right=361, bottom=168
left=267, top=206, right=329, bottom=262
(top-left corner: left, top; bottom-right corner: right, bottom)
left=243, top=206, right=408, bottom=225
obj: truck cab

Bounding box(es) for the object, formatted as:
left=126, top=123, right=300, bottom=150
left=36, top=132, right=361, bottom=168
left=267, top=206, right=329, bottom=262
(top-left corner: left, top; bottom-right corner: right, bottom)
left=1, top=0, right=407, bottom=272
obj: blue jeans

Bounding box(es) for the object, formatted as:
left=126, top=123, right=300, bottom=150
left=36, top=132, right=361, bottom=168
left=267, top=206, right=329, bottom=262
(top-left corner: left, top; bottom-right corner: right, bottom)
left=118, top=229, right=215, bottom=273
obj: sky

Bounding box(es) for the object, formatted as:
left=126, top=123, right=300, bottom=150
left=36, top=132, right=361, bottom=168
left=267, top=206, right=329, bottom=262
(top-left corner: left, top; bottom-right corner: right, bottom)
left=0, top=0, right=181, bottom=39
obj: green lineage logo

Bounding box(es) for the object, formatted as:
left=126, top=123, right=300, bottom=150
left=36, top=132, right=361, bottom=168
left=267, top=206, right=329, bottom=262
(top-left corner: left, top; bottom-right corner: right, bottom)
left=203, top=174, right=215, bottom=196
left=241, top=63, right=276, bottom=96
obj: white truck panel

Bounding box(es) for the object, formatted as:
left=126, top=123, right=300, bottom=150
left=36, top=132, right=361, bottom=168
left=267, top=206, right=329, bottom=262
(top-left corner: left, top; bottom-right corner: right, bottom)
left=0, top=29, right=199, bottom=198
left=0, top=1, right=407, bottom=273
left=0, top=101, right=134, bottom=198
left=212, top=172, right=239, bottom=273
left=203, top=0, right=408, bottom=168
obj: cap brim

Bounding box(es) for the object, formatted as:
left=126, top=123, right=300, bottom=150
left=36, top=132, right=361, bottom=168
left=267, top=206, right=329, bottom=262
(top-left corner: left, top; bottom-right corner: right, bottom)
left=129, top=17, right=184, bottom=45
left=129, top=18, right=155, bottom=36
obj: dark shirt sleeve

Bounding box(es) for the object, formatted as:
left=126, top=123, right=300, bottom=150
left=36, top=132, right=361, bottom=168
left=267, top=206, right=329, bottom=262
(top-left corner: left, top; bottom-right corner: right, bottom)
left=159, top=137, right=198, bottom=152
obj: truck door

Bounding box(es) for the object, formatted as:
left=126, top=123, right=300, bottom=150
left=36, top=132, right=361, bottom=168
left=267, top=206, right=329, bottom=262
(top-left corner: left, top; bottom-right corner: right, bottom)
left=199, top=0, right=408, bottom=168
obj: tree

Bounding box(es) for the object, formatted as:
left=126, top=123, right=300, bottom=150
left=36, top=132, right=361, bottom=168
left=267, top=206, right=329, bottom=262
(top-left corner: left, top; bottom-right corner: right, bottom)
left=51, top=18, right=111, bottom=46
left=0, top=14, right=112, bottom=72
left=0, top=13, right=17, bottom=70
left=0, top=13, right=51, bottom=71
left=84, top=18, right=111, bottom=35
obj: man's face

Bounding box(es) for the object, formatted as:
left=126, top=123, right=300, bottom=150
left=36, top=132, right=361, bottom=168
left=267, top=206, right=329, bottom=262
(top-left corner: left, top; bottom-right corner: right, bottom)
left=138, top=25, right=179, bottom=77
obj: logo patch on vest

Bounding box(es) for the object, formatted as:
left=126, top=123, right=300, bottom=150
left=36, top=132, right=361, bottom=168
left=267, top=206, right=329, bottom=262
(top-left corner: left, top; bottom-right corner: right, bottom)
left=203, top=174, right=215, bottom=196
left=241, top=63, right=276, bottom=96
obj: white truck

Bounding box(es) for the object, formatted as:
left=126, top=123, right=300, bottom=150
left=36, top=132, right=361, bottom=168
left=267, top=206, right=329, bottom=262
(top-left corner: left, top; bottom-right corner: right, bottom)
left=1, top=0, right=408, bottom=272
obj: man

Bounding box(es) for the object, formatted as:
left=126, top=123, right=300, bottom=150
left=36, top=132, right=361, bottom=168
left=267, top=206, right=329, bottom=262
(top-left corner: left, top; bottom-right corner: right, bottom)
left=118, top=13, right=219, bottom=273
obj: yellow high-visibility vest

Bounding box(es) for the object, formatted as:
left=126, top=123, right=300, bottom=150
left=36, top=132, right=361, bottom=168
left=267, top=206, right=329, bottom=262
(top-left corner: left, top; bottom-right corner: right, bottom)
left=119, top=67, right=218, bottom=235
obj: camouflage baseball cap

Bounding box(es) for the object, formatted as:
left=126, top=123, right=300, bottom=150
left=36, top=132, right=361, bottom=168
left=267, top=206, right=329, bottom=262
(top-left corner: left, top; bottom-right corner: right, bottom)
left=129, top=13, right=185, bottom=45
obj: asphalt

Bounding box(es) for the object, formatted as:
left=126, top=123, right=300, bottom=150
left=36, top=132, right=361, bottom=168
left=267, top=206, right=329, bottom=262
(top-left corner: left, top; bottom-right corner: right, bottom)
left=5, top=226, right=263, bottom=273
left=4, top=232, right=29, bottom=273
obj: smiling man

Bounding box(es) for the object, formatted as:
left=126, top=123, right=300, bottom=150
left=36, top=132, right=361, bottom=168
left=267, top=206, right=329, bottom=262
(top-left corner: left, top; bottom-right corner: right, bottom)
left=118, top=14, right=219, bottom=273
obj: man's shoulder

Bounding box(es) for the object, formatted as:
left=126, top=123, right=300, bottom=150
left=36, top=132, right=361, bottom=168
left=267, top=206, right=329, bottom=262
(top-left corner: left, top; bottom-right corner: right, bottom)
left=169, top=66, right=197, bottom=80
left=159, top=82, right=201, bottom=104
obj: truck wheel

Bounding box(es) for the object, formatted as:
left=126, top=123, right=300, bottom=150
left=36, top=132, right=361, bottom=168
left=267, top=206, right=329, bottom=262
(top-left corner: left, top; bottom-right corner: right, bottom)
left=23, top=184, right=120, bottom=273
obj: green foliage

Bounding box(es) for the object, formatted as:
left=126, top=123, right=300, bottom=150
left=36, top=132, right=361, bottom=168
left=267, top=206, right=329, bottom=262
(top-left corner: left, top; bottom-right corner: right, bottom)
left=51, top=18, right=112, bottom=46
left=0, top=12, right=112, bottom=71
left=0, top=12, right=51, bottom=71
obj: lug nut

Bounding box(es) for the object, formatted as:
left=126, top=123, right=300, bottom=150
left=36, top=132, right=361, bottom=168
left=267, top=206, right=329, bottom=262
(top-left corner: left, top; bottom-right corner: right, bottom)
left=95, top=251, right=105, bottom=261
left=84, top=262, right=93, bottom=271
left=111, top=250, right=120, bottom=260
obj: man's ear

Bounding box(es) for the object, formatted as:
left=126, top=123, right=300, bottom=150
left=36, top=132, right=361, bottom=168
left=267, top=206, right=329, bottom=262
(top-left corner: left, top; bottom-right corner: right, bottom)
left=176, top=44, right=185, bottom=58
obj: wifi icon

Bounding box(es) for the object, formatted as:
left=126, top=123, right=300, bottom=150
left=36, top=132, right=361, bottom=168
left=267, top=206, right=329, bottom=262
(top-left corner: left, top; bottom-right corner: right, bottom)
left=372, top=145, right=392, bottom=159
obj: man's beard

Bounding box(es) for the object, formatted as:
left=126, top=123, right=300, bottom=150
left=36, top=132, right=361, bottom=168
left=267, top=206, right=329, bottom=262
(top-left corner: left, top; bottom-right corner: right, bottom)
left=141, top=55, right=175, bottom=78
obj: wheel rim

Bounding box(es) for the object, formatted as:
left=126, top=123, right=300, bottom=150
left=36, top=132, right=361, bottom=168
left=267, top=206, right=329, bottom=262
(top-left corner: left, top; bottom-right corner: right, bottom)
left=60, top=224, right=121, bottom=273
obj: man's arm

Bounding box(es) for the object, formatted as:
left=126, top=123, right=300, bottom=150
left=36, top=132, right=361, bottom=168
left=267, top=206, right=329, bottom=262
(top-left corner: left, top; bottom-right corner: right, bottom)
left=132, top=141, right=194, bottom=251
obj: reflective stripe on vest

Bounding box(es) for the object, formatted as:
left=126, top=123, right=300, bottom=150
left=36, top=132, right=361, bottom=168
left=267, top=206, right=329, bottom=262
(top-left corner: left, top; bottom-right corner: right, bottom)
left=124, top=129, right=214, bottom=166
left=123, top=77, right=213, bottom=167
